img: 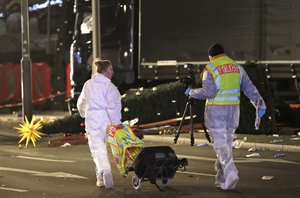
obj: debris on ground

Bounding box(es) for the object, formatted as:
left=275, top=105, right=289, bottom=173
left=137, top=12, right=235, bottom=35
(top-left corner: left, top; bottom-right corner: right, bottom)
left=15, top=117, right=46, bottom=148
left=246, top=152, right=260, bottom=158
left=48, top=133, right=87, bottom=147
left=233, top=137, right=247, bottom=149
left=248, top=147, right=266, bottom=152
left=196, top=143, right=208, bottom=147
left=274, top=153, right=286, bottom=158
left=122, top=118, right=139, bottom=126
left=290, top=137, right=300, bottom=140
left=61, top=143, right=71, bottom=147
left=270, top=140, right=284, bottom=144
left=261, top=176, right=274, bottom=180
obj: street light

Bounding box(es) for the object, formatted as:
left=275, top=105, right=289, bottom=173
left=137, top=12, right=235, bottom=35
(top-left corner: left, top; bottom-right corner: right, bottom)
left=92, top=0, right=101, bottom=75
left=21, top=0, right=33, bottom=121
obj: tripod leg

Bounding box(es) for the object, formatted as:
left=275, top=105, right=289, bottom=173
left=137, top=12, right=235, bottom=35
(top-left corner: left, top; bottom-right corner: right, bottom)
left=201, top=121, right=211, bottom=143
left=189, top=101, right=194, bottom=146
left=174, top=101, right=190, bottom=144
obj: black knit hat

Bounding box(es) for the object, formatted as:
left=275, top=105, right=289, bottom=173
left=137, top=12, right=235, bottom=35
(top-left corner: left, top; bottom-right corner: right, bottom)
left=208, top=43, right=224, bottom=57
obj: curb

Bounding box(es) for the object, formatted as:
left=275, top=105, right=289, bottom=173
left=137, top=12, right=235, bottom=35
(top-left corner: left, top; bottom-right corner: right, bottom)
left=143, top=135, right=300, bottom=153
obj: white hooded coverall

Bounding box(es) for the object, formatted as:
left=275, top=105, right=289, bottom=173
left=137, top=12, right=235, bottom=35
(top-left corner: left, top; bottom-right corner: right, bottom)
left=77, top=73, right=122, bottom=188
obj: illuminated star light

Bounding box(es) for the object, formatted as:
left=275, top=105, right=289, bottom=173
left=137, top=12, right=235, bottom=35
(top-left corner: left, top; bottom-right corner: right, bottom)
left=15, top=117, right=46, bottom=148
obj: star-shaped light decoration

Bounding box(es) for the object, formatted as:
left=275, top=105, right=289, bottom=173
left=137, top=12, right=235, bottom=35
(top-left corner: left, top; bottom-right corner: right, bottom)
left=15, top=117, right=46, bottom=148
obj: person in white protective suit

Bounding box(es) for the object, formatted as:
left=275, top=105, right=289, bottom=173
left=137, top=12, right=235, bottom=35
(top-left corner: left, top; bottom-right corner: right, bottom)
left=77, top=58, right=122, bottom=188
left=185, top=43, right=266, bottom=190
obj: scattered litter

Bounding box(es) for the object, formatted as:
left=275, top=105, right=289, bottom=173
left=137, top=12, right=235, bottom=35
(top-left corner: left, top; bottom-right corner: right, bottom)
left=248, top=147, right=266, bottom=152
left=233, top=137, right=247, bottom=149
left=64, top=133, right=72, bottom=137
left=270, top=140, right=284, bottom=144
left=298, top=132, right=300, bottom=136
left=290, top=137, right=300, bottom=140
left=246, top=152, right=260, bottom=158
left=123, top=118, right=139, bottom=126
left=159, top=128, right=176, bottom=135
left=272, top=134, right=279, bottom=137
left=274, top=153, right=286, bottom=158
left=261, top=176, right=274, bottom=180
left=130, top=118, right=139, bottom=126
left=197, top=143, right=208, bottom=147
left=61, top=143, right=71, bottom=147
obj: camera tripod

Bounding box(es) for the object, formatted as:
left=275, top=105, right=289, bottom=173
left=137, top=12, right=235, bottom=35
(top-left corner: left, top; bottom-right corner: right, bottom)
left=174, top=97, right=211, bottom=146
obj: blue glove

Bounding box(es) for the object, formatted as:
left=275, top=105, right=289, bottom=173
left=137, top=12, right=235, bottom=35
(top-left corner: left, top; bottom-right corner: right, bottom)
left=258, top=109, right=266, bottom=118
left=185, top=87, right=192, bottom=96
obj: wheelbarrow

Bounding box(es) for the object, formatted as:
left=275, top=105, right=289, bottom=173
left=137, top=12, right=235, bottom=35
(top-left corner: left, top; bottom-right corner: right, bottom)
left=128, top=146, right=188, bottom=191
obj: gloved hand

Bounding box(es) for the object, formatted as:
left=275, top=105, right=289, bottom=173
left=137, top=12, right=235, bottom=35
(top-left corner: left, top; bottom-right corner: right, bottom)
left=185, top=87, right=192, bottom=96
left=117, top=123, right=124, bottom=129
left=258, top=109, right=266, bottom=118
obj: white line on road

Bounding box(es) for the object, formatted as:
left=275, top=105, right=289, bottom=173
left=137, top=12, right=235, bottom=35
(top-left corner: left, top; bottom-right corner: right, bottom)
left=177, top=171, right=215, bottom=177
left=34, top=172, right=88, bottom=179
left=177, top=155, right=215, bottom=162
left=235, top=158, right=299, bottom=164
left=0, top=187, right=28, bottom=192
left=0, top=167, right=43, bottom=174
left=0, top=167, right=87, bottom=179
left=177, top=154, right=299, bottom=164
left=15, top=155, right=76, bottom=163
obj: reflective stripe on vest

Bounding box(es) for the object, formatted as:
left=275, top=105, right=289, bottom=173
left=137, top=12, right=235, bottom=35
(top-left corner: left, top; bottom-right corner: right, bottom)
left=206, top=60, right=242, bottom=105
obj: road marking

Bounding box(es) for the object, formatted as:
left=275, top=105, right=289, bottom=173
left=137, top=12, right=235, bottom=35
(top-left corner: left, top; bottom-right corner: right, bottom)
left=15, top=155, right=75, bottom=163
left=177, top=171, right=214, bottom=177
left=177, top=155, right=215, bottom=162
left=177, top=154, right=299, bottom=164
left=0, top=187, right=28, bottom=192
left=0, top=167, right=42, bottom=174
left=235, top=158, right=299, bottom=164
left=0, top=167, right=87, bottom=179
left=34, top=172, right=88, bottom=179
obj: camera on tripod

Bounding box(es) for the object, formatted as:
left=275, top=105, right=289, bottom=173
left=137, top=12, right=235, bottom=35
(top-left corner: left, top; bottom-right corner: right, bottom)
left=180, top=64, right=196, bottom=88
left=175, top=63, right=211, bottom=145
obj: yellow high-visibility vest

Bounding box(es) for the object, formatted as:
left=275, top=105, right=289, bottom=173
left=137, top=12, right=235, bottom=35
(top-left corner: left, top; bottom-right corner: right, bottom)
left=205, top=54, right=244, bottom=105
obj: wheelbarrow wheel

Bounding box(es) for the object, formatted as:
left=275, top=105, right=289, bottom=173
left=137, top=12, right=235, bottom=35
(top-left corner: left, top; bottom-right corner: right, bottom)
left=161, top=178, right=171, bottom=186
left=132, top=176, right=142, bottom=190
